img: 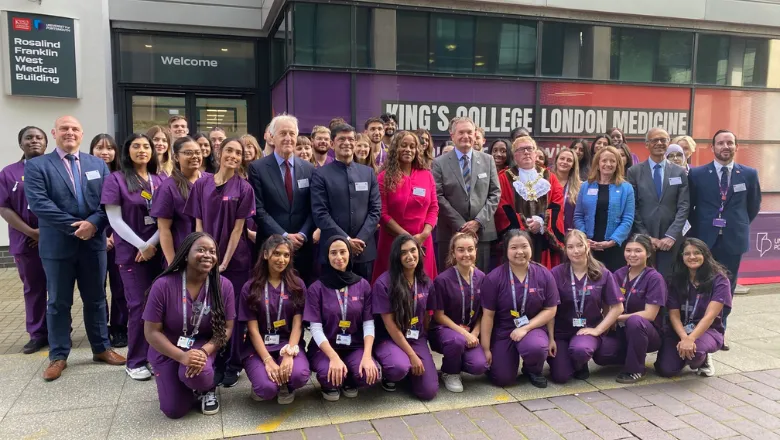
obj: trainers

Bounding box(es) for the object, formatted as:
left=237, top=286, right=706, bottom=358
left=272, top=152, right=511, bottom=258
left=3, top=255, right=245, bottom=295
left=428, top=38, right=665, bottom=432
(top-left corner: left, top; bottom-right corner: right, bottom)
left=381, top=378, right=397, bottom=392
left=616, top=371, right=646, bottom=384
left=277, top=387, right=295, bottom=405
left=222, top=369, right=239, bottom=388
left=698, top=353, right=715, bottom=377
left=199, top=390, right=220, bottom=415
left=573, top=364, right=590, bottom=380
left=342, top=385, right=358, bottom=398
left=126, top=366, right=152, bottom=381
left=441, top=372, right=464, bottom=393
left=111, top=331, right=128, bottom=348
left=321, top=388, right=340, bottom=402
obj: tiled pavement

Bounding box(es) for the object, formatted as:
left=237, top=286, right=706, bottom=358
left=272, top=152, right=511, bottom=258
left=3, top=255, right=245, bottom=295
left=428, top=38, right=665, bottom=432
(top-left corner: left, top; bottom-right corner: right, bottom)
left=0, top=267, right=779, bottom=439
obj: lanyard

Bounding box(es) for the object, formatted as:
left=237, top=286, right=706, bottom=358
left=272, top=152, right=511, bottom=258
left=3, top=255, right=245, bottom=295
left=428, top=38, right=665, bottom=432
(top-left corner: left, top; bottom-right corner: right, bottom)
left=622, top=267, right=647, bottom=306
left=410, top=280, right=419, bottom=329
left=718, top=167, right=729, bottom=218
left=685, top=284, right=701, bottom=324
left=264, top=281, right=285, bottom=334
left=569, top=265, right=587, bottom=318
left=456, top=268, right=474, bottom=325
left=334, top=286, right=350, bottom=333
left=181, top=271, right=209, bottom=339
left=140, top=175, right=155, bottom=212
left=509, top=266, right=529, bottom=316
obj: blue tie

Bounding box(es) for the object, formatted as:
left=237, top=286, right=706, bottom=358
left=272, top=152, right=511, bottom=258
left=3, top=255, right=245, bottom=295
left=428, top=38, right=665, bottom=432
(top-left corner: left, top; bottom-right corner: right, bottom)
left=66, top=154, right=86, bottom=216
left=653, top=163, right=662, bottom=200
left=462, top=155, right=471, bottom=193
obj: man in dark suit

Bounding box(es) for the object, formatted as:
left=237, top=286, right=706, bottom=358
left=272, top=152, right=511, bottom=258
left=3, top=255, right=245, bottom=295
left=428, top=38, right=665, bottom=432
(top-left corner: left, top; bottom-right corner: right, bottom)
left=311, top=123, right=381, bottom=281
left=248, top=114, right=316, bottom=283
left=25, top=116, right=126, bottom=381
left=626, top=127, right=690, bottom=275
left=689, top=129, right=762, bottom=348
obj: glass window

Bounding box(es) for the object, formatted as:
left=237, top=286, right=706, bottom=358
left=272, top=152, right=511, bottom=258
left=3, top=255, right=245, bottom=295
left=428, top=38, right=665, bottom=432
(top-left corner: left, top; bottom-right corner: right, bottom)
left=271, top=11, right=289, bottom=82
left=397, top=10, right=429, bottom=71
left=696, top=34, right=777, bottom=87
left=294, top=3, right=351, bottom=67
left=610, top=28, right=692, bottom=83
left=430, top=14, right=474, bottom=73
left=541, top=22, right=608, bottom=79
left=131, top=95, right=186, bottom=133
left=196, top=97, right=248, bottom=136
left=356, top=7, right=372, bottom=68
left=474, top=17, right=536, bottom=75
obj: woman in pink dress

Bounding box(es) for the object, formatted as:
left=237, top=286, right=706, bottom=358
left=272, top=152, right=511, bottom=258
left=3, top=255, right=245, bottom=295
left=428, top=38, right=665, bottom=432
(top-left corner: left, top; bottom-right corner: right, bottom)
left=372, top=131, right=439, bottom=283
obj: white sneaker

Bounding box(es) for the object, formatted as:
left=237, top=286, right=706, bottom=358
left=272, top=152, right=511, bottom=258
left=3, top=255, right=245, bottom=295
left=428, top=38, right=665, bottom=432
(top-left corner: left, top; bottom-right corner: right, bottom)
left=698, top=353, right=715, bottom=377
left=199, top=390, right=220, bottom=415
left=277, top=387, right=295, bottom=405
left=126, top=366, right=152, bottom=381
left=441, top=372, right=464, bottom=393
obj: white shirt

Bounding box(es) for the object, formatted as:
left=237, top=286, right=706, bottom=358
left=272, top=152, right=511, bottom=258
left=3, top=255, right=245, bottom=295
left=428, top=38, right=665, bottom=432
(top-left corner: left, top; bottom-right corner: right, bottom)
left=713, top=160, right=734, bottom=187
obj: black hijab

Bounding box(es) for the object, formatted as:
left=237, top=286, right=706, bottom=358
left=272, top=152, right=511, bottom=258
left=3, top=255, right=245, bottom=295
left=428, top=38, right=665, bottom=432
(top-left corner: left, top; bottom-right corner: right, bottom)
left=320, top=235, right=363, bottom=289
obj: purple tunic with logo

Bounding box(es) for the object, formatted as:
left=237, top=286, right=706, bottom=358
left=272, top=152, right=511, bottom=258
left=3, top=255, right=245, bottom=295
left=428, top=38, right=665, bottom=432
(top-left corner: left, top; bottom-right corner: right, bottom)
left=372, top=271, right=433, bottom=341
left=429, top=267, right=485, bottom=329
left=150, top=173, right=210, bottom=251
left=667, top=274, right=732, bottom=334
left=612, top=266, right=667, bottom=330
left=0, top=161, right=38, bottom=255
left=303, top=278, right=373, bottom=351
left=550, top=264, right=624, bottom=339
left=238, top=278, right=305, bottom=354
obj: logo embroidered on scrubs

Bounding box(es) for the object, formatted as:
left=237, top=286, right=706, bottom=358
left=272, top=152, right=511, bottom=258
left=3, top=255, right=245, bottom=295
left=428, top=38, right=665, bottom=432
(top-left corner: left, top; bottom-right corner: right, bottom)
left=222, top=196, right=230, bottom=201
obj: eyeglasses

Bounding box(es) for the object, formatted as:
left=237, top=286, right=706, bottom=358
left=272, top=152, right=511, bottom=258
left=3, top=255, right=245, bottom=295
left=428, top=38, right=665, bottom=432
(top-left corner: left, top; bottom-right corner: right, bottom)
left=514, top=147, right=534, bottom=154
left=667, top=152, right=684, bottom=159
left=649, top=138, right=670, bottom=145
left=179, top=150, right=203, bottom=157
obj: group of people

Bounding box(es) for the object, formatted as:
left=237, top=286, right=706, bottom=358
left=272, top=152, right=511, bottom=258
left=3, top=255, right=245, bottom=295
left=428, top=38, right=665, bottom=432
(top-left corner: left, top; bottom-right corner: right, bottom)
left=1, top=110, right=760, bottom=419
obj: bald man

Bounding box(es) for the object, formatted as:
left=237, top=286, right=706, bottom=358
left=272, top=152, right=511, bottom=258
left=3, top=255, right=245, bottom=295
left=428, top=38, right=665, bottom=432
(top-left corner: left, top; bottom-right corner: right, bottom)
left=25, top=116, right=126, bottom=381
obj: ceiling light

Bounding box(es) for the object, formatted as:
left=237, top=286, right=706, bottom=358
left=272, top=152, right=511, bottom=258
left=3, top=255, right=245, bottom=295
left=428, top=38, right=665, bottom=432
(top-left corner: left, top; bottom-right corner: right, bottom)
left=445, top=44, right=457, bottom=51
left=144, top=44, right=153, bottom=48
left=221, top=48, right=228, bottom=52
left=475, top=61, right=485, bottom=66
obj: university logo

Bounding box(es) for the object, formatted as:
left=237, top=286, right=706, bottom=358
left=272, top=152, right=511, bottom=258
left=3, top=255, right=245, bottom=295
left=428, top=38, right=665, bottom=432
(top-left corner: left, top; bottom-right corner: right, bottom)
left=12, top=17, right=31, bottom=31
left=33, top=19, right=45, bottom=30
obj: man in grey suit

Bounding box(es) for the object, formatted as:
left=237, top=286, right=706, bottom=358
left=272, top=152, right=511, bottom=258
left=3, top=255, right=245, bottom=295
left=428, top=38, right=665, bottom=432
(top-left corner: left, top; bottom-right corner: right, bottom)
left=433, top=117, right=500, bottom=273
left=626, top=127, right=690, bottom=275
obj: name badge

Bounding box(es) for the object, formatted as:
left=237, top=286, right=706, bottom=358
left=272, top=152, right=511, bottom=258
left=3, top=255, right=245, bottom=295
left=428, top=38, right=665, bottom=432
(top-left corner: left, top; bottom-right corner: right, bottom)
left=85, top=170, right=101, bottom=181
left=273, top=319, right=287, bottom=329
left=587, top=188, right=598, bottom=196
left=264, top=334, right=280, bottom=345
left=514, top=315, right=530, bottom=328
left=176, top=336, right=194, bottom=349
left=338, top=320, right=351, bottom=329
left=572, top=318, right=587, bottom=328
left=297, top=178, right=309, bottom=189
left=406, top=329, right=420, bottom=340
left=140, top=191, right=152, bottom=201
left=355, top=182, right=369, bottom=192
left=734, top=183, right=746, bottom=192
left=684, top=323, right=695, bottom=334
left=478, top=173, right=488, bottom=179
left=144, top=216, right=155, bottom=226
left=412, top=187, right=426, bottom=197
left=336, top=334, right=352, bottom=345
left=669, top=177, right=682, bottom=186
left=713, top=218, right=727, bottom=228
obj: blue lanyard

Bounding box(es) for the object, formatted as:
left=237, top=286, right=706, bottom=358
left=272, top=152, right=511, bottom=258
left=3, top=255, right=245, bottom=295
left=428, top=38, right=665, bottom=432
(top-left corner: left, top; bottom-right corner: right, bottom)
left=569, top=265, right=587, bottom=318
left=509, top=266, right=529, bottom=316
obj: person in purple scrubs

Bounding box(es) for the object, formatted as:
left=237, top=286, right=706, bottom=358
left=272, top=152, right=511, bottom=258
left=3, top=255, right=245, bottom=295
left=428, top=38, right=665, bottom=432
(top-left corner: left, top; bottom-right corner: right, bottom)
left=548, top=230, right=624, bottom=384
left=0, top=126, right=48, bottom=354
left=373, top=235, right=439, bottom=400
left=655, top=238, right=732, bottom=378
left=102, top=133, right=164, bottom=381
left=304, top=236, right=380, bottom=401
left=429, top=232, right=488, bottom=393
left=480, top=229, right=559, bottom=388
left=241, top=235, right=310, bottom=405
left=152, top=136, right=205, bottom=267
left=593, top=234, right=667, bottom=384
left=90, top=134, right=127, bottom=348
left=143, top=232, right=235, bottom=418
left=185, top=137, right=255, bottom=387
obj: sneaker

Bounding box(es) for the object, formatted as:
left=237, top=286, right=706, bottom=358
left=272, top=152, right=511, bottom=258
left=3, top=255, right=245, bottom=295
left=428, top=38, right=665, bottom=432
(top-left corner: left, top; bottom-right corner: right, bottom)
left=111, top=331, right=128, bottom=348
left=277, top=387, right=295, bottom=405
left=616, top=371, right=646, bottom=384
left=381, top=378, right=397, bottom=392
left=321, top=388, right=340, bottom=402
left=199, top=390, right=220, bottom=415
left=698, top=353, right=715, bottom=377
left=222, top=369, right=239, bottom=388
left=573, top=365, right=590, bottom=380
left=22, top=338, right=48, bottom=355
left=526, top=372, right=548, bottom=389
left=721, top=342, right=730, bottom=351
left=126, top=366, right=152, bottom=381
left=342, top=385, right=358, bottom=398
left=441, top=372, right=464, bottom=393
left=250, top=389, right=264, bottom=402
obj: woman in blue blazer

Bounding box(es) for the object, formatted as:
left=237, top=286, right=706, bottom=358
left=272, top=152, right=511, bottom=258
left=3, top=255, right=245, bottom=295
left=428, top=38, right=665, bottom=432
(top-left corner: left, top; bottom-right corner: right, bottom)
left=574, top=146, right=634, bottom=271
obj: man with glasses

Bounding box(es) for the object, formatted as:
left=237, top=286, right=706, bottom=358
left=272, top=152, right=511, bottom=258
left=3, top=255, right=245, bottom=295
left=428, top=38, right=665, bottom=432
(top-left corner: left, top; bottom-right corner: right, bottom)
left=626, top=127, right=690, bottom=275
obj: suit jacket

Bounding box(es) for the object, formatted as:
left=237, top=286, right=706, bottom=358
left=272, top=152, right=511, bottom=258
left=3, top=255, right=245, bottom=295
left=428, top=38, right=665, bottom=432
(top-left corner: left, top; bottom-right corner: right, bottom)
left=626, top=160, right=690, bottom=241
left=311, top=160, right=381, bottom=263
left=432, top=149, right=500, bottom=242
left=248, top=155, right=315, bottom=244
left=688, top=162, right=761, bottom=255
left=24, top=150, right=109, bottom=259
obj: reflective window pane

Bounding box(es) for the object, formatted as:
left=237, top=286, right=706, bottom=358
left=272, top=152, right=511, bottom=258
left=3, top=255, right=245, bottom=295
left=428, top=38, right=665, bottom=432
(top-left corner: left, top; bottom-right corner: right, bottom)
left=294, top=3, right=351, bottom=67
left=195, top=97, right=248, bottom=137
left=430, top=14, right=474, bottom=73
left=356, top=7, right=373, bottom=68
left=696, top=34, right=779, bottom=87
left=475, top=17, right=536, bottom=75
left=131, top=95, right=185, bottom=134
left=397, top=10, right=429, bottom=71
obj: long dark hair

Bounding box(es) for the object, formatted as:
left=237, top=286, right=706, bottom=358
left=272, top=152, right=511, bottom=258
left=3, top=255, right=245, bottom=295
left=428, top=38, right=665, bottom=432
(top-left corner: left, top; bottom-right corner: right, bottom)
left=192, top=132, right=217, bottom=173
left=624, top=233, right=656, bottom=267
left=170, top=136, right=198, bottom=200
left=670, top=238, right=729, bottom=303
left=146, top=232, right=228, bottom=348
left=388, top=235, right=430, bottom=333
left=218, top=137, right=248, bottom=178
left=570, top=138, right=591, bottom=179
left=247, top=235, right=305, bottom=312
left=616, top=143, right=634, bottom=174
left=120, top=133, right=159, bottom=193
left=89, top=133, right=120, bottom=172
left=590, top=134, right=612, bottom=157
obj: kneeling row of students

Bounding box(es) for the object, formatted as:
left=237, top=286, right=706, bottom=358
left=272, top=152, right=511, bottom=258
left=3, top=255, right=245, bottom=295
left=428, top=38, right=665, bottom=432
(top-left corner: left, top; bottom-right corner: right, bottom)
left=141, top=229, right=731, bottom=419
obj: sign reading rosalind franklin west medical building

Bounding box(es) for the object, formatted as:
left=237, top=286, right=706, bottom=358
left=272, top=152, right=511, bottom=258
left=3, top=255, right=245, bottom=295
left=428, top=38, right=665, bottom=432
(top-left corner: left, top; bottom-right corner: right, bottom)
left=1, top=11, right=79, bottom=98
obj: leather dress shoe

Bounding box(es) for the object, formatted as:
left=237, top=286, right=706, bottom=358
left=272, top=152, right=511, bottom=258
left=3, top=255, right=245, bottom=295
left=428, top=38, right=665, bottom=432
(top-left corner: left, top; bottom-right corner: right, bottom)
left=23, top=338, right=48, bottom=355
left=93, top=349, right=127, bottom=366
left=43, top=360, right=67, bottom=381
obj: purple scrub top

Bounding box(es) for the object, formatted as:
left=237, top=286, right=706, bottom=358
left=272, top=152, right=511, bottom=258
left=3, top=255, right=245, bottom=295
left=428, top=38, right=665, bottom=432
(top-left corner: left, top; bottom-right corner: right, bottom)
left=183, top=174, right=256, bottom=272
left=238, top=277, right=306, bottom=354
left=667, top=273, right=732, bottom=334
left=303, top=278, right=372, bottom=350
left=150, top=173, right=210, bottom=251
left=481, top=263, right=560, bottom=339
left=429, top=266, right=485, bottom=330
left=613, top=266, right=667, bottom=330
left=0, top=161, right=38, bottom=255
left=372, top=271, right=433, bottom=340
left=550, top=263, right=624, bottom=338
left=142, top=272, right=236, bottom=364
left=101, top=171, right=165, bottom=265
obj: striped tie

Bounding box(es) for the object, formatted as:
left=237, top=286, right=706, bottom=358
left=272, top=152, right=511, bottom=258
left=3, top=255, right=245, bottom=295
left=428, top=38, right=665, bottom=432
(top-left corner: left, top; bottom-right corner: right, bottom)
left=462, top=154, right=471, bottom=193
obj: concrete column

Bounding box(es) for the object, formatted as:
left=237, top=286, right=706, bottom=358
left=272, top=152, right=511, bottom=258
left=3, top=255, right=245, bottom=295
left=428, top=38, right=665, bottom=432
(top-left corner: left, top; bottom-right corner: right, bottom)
left=591, top=26, right=612, bottom=80
left=766, top=40, right=780, bottom=88
left=372, top=9, right=396, bottom=70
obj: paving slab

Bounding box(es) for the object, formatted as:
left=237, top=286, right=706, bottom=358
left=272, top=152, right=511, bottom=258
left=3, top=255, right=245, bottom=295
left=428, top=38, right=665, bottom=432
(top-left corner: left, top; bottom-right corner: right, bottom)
left=423, top=374, right=516, bottom=412
left=322, top=384, right=428, bottom=424
left=220, top=386, right=330, bottom=436
left=713, top=340, right=780, bottom=371
left=108, top=399, right=223, bottom=440
left=8, top=370, right=125, bottom=416
left=0, top=406, right=112, bottom=440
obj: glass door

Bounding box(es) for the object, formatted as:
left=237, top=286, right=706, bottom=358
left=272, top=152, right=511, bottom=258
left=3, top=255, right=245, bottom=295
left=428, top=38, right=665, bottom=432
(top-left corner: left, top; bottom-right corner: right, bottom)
left=195, top=96, right=249, bottom=137
left=130, top=94, right=186, bottom=133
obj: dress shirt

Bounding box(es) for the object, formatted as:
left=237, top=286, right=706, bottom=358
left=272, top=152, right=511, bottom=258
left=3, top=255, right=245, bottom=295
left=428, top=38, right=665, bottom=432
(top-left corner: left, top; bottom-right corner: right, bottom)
left=647, top=157, right=666, bottom=183
left=713, top=161, right=734, bottom=187
left=274, top=152, right=295, bottom=183
left=56, top=147, right=81, bottom=189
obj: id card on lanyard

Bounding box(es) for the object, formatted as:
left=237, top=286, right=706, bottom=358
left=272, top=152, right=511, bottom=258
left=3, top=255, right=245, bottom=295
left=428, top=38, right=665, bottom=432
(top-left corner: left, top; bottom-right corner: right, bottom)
left=618, top=268, right=646, bottom=327
left=140, top=176, right=156, bottom=226
left=335, top=286, right=352, bottom=345
left=263, top=281, right=286, bottom=346
left=177, top=271, right=210, bottom=349
left=456, top=269, right=475, bottom=330
left=509, top=267, right=530, bottom=328
left=570, top=266, right=588, bottom=328
left=684, top=284, right=701, bottom=335
left=406, top=281, right=420, bottom=340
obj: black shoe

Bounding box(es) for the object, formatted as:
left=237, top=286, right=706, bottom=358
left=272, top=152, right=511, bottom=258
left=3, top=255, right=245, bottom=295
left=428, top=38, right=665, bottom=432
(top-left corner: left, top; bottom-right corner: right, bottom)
left=573, top=365, right=590, bottom=380
left=526, top=372, right=548, bottom=388
left=721, top=342, right=730, bottom=351
left=616, top=371, right=646, bottom=384
left=22, top=338, right=48, bottom=354
left=222, top=369, right=239, bottom=388
left=214, top=370, right=225, bottom=387
left=111, top=331, right=128, bottom=348
left=381, top=378, right=397, bottom=392
left=198, top=389, right=220, bottom=415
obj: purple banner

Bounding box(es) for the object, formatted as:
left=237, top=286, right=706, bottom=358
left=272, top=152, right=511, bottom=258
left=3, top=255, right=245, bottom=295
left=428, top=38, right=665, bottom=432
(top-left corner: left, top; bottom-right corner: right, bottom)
left=740, top=212, right=780, bottom=284
left=272, top=71, right=351, bottom=133
left=271, top=74, right=288, bottom=116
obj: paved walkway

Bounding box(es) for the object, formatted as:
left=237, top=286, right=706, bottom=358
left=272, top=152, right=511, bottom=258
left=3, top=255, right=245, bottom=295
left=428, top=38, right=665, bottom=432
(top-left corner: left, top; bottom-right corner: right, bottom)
left=0, top=267, right=778, bottom=439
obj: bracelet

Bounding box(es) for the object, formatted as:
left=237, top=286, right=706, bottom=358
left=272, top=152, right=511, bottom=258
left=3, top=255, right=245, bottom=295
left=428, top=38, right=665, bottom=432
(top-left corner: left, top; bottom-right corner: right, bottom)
left=281, top=344, right=300, bottom=357
left=262, top=355, right=273, bottom=364
left=198, top=347, right=209, bottom=357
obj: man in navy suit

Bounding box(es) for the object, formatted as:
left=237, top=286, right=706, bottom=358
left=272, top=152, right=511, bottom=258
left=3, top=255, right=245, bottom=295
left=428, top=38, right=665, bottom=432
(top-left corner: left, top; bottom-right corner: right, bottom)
left=25, top=116, right=126, bottom=381
left=688, top=129, right=762, bottom=348
left=311, top=123, right=381, bottom=281
left=248, top=114, right=315, bottom=283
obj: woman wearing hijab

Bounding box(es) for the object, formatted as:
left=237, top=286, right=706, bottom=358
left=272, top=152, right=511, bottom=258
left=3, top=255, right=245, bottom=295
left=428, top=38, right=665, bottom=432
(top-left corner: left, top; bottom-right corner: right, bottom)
left=665, top=144, right=687, bottom=171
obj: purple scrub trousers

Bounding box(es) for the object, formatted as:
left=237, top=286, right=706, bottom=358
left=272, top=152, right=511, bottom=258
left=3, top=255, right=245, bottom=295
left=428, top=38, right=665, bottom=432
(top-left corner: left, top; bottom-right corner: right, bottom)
left=654, top=329, right=723, bottom=377
left=307, top=346, right=381, bottom=390
left=244, top=351, right=311, bottom=400
left=429, top=326, right=488, bottom=376
left=107, top=247, right=127, bottom=329
left=488, top=327, right=549, bottom=387
left=119, top=256, right=161, bottom=369
left=153, top=354, right=216, bottom=419
left=594, top=315, right=661, bottom=374
left=15, top=253, right=48, bottom=341
left=374, top=338, right=438, bottom=401
left=548, top=334, right=601, bottom=384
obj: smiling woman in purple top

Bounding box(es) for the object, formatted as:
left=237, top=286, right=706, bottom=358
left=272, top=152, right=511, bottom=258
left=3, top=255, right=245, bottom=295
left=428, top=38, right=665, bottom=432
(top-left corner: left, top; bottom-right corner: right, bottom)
left=655, top=238, right=732, bottom=378
left=548, top=230, right=624, bottom=384
left=480, top=229, right=560, bottom=389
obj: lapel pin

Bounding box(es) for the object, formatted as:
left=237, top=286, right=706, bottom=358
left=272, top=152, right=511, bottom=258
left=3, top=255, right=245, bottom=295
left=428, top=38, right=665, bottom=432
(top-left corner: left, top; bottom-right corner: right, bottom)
left=736, top=170, right=741, bottom=174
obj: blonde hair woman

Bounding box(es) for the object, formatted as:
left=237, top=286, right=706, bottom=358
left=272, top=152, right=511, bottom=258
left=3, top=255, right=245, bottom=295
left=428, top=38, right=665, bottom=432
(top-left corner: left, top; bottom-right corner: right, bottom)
left=553, top=148, right=581, bottom=232
left=147, top=126, right=174, bottom=177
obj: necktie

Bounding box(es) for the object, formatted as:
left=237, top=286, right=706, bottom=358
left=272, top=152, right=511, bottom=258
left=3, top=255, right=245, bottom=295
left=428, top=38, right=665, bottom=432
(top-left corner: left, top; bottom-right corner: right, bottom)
left=66, top=154, right=86, bottom=216
left=462, top=155, right=471, bottom=193
left=720, top=166, right=730, bottom=195
left=284, top=161, right=293, bottom=204
left=653, top=163, right=662, bottom=200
